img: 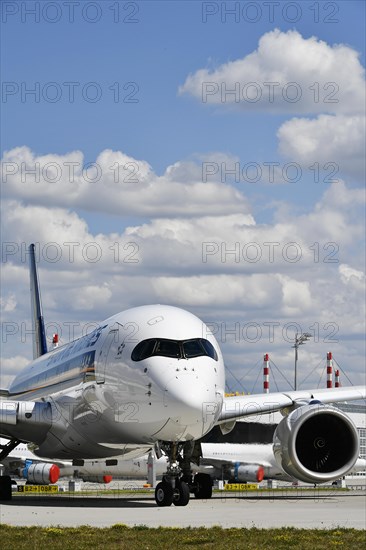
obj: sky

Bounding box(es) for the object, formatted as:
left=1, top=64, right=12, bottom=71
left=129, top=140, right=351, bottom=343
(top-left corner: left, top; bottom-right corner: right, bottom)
left=1, top=0, right=365, bottom=393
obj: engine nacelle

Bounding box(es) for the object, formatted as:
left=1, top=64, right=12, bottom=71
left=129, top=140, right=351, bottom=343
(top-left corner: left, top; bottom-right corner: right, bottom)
left=81, top=475, right=113, bottom=484
left=273, top=403, right=359, bottom=484
left=23, top=463, right=60, bottom=484
left=228, top=463, right=265, bottom=483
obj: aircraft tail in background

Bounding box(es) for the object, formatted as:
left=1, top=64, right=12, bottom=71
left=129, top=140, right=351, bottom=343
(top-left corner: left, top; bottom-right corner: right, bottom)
left=29, top=244, right=47, bottom=359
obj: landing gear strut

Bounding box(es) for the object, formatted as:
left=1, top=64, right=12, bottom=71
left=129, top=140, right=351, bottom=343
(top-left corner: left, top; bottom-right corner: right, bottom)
left=154, top=441, right=212, bottom=507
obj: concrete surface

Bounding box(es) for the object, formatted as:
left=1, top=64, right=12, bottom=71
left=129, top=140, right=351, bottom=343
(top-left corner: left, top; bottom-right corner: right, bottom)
left=1, top=490, right=365, bottom=529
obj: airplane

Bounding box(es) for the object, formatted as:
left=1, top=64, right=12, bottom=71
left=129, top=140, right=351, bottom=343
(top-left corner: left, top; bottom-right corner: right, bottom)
left=0, top=244, right=365, bottom=506
left=2, top=437, right=365, bottom=489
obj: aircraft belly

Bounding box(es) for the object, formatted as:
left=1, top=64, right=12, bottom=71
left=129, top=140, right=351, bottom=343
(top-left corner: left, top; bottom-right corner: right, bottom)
left=35, top=436, right=150, bottom=461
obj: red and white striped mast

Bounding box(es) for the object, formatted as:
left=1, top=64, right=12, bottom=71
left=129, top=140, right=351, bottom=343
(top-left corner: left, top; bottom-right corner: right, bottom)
left=326, top=351, right=333, bottom=388
left=263, top=353, right=269, bottom=393
left=335, top=368, right=341, bottom=387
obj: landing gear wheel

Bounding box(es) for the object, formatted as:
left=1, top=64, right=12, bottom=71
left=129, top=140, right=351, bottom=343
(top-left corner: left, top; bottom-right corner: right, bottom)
left=173, top=481, right=190, bottom=506
left=155, top=481, right=174, bottom=507
left=193, top=473, right=212, bottom=499
left=0, top=476, right=12, bottom=501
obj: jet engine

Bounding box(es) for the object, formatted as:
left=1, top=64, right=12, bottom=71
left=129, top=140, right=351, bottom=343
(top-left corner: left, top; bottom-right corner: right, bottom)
left=22, top=463, right=60, bottom=484
left=228, top=463, right=265, bottom=483
left=273, top=403, right=359, bottom=484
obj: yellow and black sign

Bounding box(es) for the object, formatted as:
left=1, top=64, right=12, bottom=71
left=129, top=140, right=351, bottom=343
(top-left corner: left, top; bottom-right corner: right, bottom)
left=17, top=484, right=59, bottom=493
left=224, top=483, right=258, bottom=491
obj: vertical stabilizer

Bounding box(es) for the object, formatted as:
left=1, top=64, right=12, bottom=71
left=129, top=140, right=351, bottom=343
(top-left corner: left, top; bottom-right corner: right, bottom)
left=29, top=244, right=47, bottom=358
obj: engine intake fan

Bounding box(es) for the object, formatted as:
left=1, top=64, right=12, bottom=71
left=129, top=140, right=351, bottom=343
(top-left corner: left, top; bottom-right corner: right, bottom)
left=273, top=403, right=359, bottom=484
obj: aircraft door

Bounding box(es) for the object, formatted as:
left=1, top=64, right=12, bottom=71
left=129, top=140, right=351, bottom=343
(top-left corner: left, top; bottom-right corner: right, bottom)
left=96, top=326, right=119, bottom=384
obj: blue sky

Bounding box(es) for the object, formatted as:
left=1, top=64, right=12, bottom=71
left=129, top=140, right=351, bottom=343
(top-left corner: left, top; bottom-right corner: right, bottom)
left=2, top=1, right=365, bottom=222
left=1, top=1, right=365, bottom=392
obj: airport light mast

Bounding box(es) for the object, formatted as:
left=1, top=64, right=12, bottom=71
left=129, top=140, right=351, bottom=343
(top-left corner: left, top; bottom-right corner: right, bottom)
left=292, top=332, right=312, bottom=390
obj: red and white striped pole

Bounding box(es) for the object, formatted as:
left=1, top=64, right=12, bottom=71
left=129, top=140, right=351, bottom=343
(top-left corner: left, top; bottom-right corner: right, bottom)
left=326, top=352, right=333, bottom=388
left=335, top=369, right=341, bottom=387
left=263, top=353, right=269, bottom=393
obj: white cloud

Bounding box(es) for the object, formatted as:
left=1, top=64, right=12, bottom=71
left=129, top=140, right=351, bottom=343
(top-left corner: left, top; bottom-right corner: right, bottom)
left=179, top=30, right=365, bottom=182
left=277, top=275, right=313, bottom=316
left=2, top=200, right=91, bottom=245
left=179, top=29, right=365, bottom=115
left=339, top=264, right=365, bottom=292
left=272, top=181, right=365, bottom=246
left=152, top=274, right=282, bottom=308
left=1, top=149, right=365, bottom=389
left=2, top=179, right=363, bottom=281
left=0, top=356, right=30, bottom=389
left=1, top=147, right=249, bottom=218
left=277, top=114, right=365, bottom=180
left=66, top=284, right=113, bottom=311
left=0, top=294, right=17, bottom=313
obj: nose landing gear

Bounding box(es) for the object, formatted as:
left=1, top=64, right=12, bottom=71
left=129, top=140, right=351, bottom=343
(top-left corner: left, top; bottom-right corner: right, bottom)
left=154, top=441, right=212, bottom=507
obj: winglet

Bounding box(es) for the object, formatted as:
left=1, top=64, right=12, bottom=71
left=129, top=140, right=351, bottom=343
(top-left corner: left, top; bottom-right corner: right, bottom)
left=29, top=244, right=47, bottom=358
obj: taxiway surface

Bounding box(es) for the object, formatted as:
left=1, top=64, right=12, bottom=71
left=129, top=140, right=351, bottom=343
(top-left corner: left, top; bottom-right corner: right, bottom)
left=1, top=491, right=365, bottom=529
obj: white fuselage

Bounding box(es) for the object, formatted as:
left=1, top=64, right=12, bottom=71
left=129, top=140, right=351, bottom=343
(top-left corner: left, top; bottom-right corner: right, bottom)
left=7, top=305, right=225, bottom=460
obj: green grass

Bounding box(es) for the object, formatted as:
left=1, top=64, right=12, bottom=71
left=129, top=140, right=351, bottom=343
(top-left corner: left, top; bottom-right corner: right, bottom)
left=0, top=525, right=364, bottom=550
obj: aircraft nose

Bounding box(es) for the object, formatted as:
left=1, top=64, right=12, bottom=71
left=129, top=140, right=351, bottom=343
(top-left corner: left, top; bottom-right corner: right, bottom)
left=163, top=374, right=221, bottom=435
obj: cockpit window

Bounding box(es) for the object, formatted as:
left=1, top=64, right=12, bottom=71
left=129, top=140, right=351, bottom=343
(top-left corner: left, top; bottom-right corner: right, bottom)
left=200, top=339, right=217, bottom=360
left=155, top=339, right=181, bottom=358
left=131, top=338, right=156, bottom=361
left=183, top=339, right=206, bottom=358
left=131, top=338, right=218, bottom=362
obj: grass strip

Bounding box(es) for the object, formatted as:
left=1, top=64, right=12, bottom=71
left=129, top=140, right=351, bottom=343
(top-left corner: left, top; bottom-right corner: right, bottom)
left=0, top=525, right=364, bottom=549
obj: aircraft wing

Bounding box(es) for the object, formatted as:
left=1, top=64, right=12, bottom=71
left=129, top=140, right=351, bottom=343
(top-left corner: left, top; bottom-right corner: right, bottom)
left=219, top=385, right=366, bottom=424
